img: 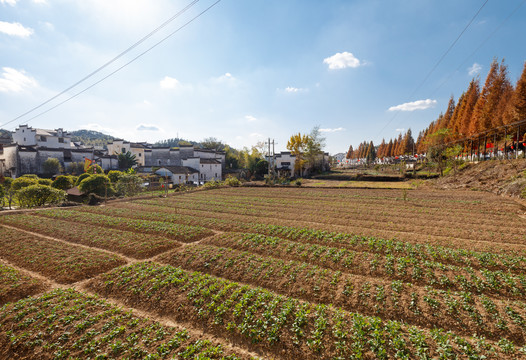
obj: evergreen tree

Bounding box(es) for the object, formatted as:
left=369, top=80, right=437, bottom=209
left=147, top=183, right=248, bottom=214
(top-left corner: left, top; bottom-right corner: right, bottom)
left=506, top=61, right=526, bottom=123
left=460, top=79, right=480, bottom=136
left=471, top=59, right=500, bottom=134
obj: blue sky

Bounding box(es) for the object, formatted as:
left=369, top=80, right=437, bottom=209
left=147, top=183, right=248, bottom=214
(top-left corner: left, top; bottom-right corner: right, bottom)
left=1, top=0, right=525, bottom=154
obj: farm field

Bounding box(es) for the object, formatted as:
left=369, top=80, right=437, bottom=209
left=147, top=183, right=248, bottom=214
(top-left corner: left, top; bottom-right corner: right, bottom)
left=1, top=187, right=526, bottom=359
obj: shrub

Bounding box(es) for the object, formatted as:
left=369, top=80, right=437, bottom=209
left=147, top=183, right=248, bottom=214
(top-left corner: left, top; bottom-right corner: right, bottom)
left=52, top=175, right=74, bottom=190
left=75, top=173, right=91, bottom=186
left=78, top=174, right=114, bottom=197
left=86, top=164, right=103, bottom=175
left=115, top=174, right=143, bottom=197
left=204, top=180, right=222, bottom=189
left=295, top=178, right=302, bottom=186
left=20, top=174, right=39, bottom=179
left=108, top=170, right=124, bottom=183
left=42, top=157, right=62, bottom=176
left=38, top=179, right=53, bottom=186
left=224, top=175, right=241, bottom=187
left=11, top=177, right=38, bottom=191
left=67, top=162, right=85, bottom=175
left=15, top=184, right=66, bottom=208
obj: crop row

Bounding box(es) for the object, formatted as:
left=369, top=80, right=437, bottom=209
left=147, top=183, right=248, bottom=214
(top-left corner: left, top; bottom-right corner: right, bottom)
left=158, top=244, right=526, bottom=344
left=175, top=188, right=519, bottom=220
left=86, top=261, right=522, bottom=359
left=0, top=288, right=248, bottom=359
left=152, top=195, right=524, bottom=240
left=33, top=208, right=213, bottom=242
left=0, top=226, right=126, bottom=284
left=0, top=214, right=182, bottom=259
left=75, top=202, right=526, bottom=274
left=0, top=263, right=45, bottom=306
left=203, top=233, right=526, bottom=299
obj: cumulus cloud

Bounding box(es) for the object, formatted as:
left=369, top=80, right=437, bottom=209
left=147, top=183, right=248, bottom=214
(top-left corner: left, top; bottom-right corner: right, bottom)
left=0, top=21, right=34, bottom=37
left=245, top=115, right=257, bottom=122
left=136, top=124, right=161, bottom=131
left=396, top=128, right=405, bottom=132
left=0, top=0, right=18, bottom=6
left=468, top=63, right=482, bottom=76
left=0, top=67, right=38, bottom=93
left=388, top=99, right=437, bottom=112
left=323, top=52, right=361, bottom=70
left=319, top=127, right=345, bottom=133
left=160, top=76, right=180, bottom=90
left=285, top=86, right=305, bottom=93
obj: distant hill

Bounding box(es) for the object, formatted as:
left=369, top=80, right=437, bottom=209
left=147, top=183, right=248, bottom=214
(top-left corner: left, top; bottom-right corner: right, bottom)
left=153, top=138, right=199, bottom=148
left=0, top=129, right=12, bottom=144
left=70, top=130, right=116, bottom=148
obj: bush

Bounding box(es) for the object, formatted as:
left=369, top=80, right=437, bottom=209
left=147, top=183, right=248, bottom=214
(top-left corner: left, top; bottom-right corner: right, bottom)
left=115, top=174, right=143, bottom=197
left=78, top=174, right=114, bottom=197
left=52, top=175, right=74, bottom=190
left=11, top=177, right=39, bottom=191
left=38, top=178, right=53, bottom=186
left=295, top=178, right=302, bottom=186
left=86, top=164, right=103, bottom=175
left=42, top=157, right=62, bottom=176
left=75, top=173, right=91, bottom=186
left=15, top=184, right=66, bottom=208
left=224, top=175, right=241, bottom=187
left=108, top=170, right=124, bottom=183
left=203, top=180, right=222, bottom=189
left=67, top=162, right=84, bottom=175
left=20, top=174, right=39, bottom=180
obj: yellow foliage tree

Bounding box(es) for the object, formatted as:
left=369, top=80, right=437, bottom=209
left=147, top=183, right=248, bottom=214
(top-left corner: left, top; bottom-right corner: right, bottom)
left=286, top=133, right=309, bottom=176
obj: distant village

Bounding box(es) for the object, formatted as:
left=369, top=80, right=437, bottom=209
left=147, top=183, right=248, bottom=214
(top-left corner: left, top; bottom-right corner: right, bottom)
left=0, top=125, right=331, bottom=183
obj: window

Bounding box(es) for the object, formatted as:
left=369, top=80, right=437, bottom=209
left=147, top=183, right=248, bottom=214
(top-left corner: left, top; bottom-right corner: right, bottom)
left=40, top=136, right=47, bottom=142
left=139, top=153, right=142, bottom=157
left=122, top=148, right=126, bottom=153
left=58, top=138, right=64, bottom=143
left=158, top=160, right=161, bottom=165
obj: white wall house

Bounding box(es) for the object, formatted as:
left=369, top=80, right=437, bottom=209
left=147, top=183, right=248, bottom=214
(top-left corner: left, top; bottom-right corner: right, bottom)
left=274, top=152, right=296, bottom=177
left=155, top=166, right=199, bottom=185
left=107, top=140, right=147, bottom=166
left=12, top=125, right=72, bottom=149
left=198, top=158, right=222, bottom=182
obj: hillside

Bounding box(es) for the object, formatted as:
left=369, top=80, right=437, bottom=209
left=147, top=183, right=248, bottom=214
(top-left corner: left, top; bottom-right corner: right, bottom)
left=432, top=158, right=526, bottom=200
left=70, top=129, right=116, bottom=148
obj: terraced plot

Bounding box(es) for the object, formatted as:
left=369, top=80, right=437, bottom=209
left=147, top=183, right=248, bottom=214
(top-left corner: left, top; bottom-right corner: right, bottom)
left=1, top=186, right=525, bottom=359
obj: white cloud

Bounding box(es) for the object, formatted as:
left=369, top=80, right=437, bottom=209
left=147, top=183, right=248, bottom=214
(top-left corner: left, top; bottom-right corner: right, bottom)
left=40, top=21, right=54, bottom=31
left=320, top=127, right=345, bottom=133
left=0, top=67, right=38, bottom=93
left=468, top=63, right=482, bottom=76
left=388, top=99, right=437, bottom=112
left=396, top=128, right=405, bottom=132
left=249, top=132, right=264, bottom=138
left=214, top=72, right=235, bottom=82
left=245, top=115, right=257, bottom=122
left=323, top=52, right=361, bottom=70
left=33, top=0, right=48, bottom=4
left=160, top=76, right=180, bottom=90
left=0, top=0, right=18, bottom=6
left=0, top=21, right=34, bottom=37
left=285, top=87, right=302, bottom=93
left=80, top=123, right=116, bottom=135
left=136, top=124, right=161, bottom=131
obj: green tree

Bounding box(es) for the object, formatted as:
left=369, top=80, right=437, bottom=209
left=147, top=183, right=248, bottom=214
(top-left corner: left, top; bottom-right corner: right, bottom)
left=78, top=174, right=114, bottom=197
left=287, top=133, right=310, bottom=177
left=255, top=159, right=269, bottom=177
left=75, top=173, right=91, bottom=186
left=366, top=141, right=376, bottom=164
left=52, top=175, right=74, bottom=190
left=86, top=164, right=104, bottom=175
left=38, top=179, right=53, bottom=186
left=1, top=177, right=14, bottom=209
left=11, top=177, right=39, bottom=191
left=15, top=184, right=66, bottom=208
left=201, top=137, right=225, bottom=151
left=117, top=151, right=137, bottom=170
left=42, top=158, right=62, bottom=177
left=67, top=162, right=85, bottom=175
left=108, top=170, right=124, bottom=183
left=115, top=174, right=143, bottom=197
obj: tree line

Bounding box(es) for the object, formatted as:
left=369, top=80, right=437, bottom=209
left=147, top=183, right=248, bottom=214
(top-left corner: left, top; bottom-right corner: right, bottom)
left=347, top=59, right=526, bottom=160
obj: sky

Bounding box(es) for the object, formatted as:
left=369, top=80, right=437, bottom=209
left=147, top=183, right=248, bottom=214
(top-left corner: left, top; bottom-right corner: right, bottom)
left=1, top=0, right=525, bottom=155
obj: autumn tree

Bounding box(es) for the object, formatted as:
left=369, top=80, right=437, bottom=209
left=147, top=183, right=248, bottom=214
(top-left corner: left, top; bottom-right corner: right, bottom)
left=506, top=61, right=526, bottom=123
left=286, top=133, right=309, bottom=176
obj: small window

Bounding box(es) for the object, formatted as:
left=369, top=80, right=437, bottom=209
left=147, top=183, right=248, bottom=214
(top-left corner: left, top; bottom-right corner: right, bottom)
left=158, top=160, right=161, bottom=165
left=139, top=153, right=142, bottom=157
left=122, top=148, right=126, bottom=153
left=58, top=138, right=64, bottom=143
left=23, top=137, right=26, bottom=141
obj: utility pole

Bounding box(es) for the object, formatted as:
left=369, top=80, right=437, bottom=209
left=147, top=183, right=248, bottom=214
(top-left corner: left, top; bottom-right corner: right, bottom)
left=265, top=138, right=275, bottom=179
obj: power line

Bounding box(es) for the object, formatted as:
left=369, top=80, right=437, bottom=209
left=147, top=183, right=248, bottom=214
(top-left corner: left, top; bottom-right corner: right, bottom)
left=375, top=0, right=490, bottom=140
left=0, top=0, right=202, bottom=129
left=17, top=0, right=223, bottom=128
left=429, top=0, right=526, bottom=98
